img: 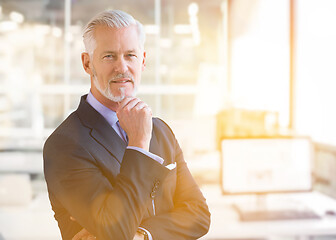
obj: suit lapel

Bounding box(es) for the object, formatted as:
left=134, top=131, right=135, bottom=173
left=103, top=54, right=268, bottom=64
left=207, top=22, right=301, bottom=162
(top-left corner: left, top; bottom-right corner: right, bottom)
left=76, top=95, right=126, bottom=164
left=76, top=95, right=164, bottom=165
left=149, top=123, right=170, bottom=166
left=90, top=127, right=126, bottom=164
left=149, top=128, right=160, bottom=158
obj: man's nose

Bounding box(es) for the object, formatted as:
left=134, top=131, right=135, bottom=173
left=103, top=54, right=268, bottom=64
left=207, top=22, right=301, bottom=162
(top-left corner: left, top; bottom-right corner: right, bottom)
left=114, top=57, right=128, bottom=73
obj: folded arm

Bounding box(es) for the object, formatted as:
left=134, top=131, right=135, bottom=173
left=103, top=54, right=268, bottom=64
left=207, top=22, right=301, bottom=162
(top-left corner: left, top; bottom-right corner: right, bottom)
left=44, top=137, right=169, bottom=240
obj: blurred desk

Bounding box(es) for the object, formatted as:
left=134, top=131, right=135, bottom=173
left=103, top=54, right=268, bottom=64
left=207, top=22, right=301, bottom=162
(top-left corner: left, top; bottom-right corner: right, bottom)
left=201, top=186, right=336, bottom=240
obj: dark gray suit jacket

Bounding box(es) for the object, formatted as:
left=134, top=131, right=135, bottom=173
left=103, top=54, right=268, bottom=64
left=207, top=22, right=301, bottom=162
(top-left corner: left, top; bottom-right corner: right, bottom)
left=43, top=95, right=210, bottom=240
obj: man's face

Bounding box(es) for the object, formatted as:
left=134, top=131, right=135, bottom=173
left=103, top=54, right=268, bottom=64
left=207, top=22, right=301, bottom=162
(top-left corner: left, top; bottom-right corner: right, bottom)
left=87, top=25, right=146, bottom=102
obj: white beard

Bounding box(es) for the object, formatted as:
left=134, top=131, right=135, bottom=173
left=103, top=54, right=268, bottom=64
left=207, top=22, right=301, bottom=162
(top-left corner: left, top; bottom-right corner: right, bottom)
left=92, top=67, right=137, bottom=102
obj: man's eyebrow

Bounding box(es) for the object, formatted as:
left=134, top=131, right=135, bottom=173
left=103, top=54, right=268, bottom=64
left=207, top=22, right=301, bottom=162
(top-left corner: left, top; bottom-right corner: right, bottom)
left=101, top=50, right=138, bottom=54
left=126, top=49, right=138, bottom=53
left=100, top=51, right=116, bottom=57
left=102, top=51, right=116, bottom=54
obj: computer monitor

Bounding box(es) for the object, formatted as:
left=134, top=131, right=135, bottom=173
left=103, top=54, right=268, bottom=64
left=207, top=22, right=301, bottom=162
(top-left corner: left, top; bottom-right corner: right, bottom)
left=220, top=136, right=313, bottom=195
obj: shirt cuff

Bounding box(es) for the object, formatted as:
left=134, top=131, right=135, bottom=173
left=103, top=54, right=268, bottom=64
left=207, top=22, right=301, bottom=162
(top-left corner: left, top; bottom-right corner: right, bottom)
left=138, top=227, right=153, bottom=240
left=127, top=146, right=164, bottom=165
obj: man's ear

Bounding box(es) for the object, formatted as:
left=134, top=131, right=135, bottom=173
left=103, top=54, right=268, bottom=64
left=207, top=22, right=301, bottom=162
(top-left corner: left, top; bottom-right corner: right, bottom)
left=81, top=52, right=93, bottom=75
left=142, top=51, right=146, bottom=71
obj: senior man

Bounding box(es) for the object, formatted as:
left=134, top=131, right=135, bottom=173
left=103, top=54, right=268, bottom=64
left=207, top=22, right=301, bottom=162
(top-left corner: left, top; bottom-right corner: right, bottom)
left=43, top=9, right=210, bottom=240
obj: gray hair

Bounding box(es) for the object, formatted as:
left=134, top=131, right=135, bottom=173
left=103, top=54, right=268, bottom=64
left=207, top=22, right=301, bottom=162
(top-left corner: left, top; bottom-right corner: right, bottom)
left=83, top=9, right=146, bottom=56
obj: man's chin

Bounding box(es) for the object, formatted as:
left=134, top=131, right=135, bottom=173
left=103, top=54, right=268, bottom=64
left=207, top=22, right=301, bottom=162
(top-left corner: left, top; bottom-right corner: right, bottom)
left=104, top=87, right=137, bottom=102
left=114, top=91, right=136, bottom=100
left=106, top=94, right=125, bottom=103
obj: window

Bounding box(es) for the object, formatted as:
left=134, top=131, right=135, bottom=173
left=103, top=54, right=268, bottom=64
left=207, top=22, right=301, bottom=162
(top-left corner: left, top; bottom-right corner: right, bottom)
left=295, top=0, right=336, bottom=145
left=0, top=0, right=225, bottom=152
left=229, top=0, right=290, bottom=128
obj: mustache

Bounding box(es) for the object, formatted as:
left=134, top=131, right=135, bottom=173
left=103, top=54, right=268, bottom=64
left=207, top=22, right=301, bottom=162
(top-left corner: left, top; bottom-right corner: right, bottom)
left=109, top=73, right=134, bottom=83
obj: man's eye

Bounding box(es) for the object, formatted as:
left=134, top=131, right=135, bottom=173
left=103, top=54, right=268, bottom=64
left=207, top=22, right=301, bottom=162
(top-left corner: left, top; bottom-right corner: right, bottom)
left=103, top=54, right=136, bottom=59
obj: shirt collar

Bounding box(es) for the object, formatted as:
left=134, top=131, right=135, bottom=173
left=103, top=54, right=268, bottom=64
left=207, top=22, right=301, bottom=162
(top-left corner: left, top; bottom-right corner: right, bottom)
left=86, top=91, right=118, bottom=127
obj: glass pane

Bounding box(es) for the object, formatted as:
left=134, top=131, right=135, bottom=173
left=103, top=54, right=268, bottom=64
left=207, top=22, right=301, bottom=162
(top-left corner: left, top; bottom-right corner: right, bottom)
left=161, top=94, right=195, bottom=120
left=229, top=0, right=290, bottom=128
left=295, top=0, right=336, bottom=144
left=42, top=94, right=64, bottom=129
left=70, top=94, right=83, bottom=110
left=137, top=94, right=157, bottom=114
left=0, top=0, right=65, bottom=133
left=158, top=1, right=224, bottom=85
left=0, top=0, right=227, bottom=139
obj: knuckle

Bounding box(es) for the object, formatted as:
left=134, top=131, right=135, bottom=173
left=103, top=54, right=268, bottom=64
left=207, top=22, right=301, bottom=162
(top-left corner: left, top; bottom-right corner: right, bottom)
left=132, top=98, right=140, bottom=103
left=125, top=105, right=131, bottom=112
left=144, top=108, right=152, bottom=114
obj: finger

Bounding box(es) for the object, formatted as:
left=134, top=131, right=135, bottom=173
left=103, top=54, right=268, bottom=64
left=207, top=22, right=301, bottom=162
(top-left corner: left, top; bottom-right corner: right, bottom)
left=133, top=101, right=148, bottom=110
left=138, top=103, right=152, bottom=116
left=134, top=101, right=151, bottom=112
left=121, top=98, right=141, bottom=111
left=117, top=96, right=135, bottom=110
left=72, top=228, right=91, bottom=240
left=143, top=104, right=152, bottom=115
left=126, top=98, right=141, bottom=109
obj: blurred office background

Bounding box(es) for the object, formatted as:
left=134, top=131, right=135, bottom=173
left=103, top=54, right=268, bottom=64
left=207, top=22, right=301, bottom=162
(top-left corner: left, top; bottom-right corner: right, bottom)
left=1, top=0, right=336, bottom=239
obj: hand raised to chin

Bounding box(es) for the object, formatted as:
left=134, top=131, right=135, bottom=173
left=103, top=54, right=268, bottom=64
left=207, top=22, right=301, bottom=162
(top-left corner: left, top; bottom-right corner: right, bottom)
left=116, top=97, right=153, bottom=151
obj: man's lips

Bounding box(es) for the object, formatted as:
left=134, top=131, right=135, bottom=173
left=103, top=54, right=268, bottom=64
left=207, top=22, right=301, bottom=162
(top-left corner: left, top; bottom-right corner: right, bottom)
left=110, top=79, right=133, bottom=84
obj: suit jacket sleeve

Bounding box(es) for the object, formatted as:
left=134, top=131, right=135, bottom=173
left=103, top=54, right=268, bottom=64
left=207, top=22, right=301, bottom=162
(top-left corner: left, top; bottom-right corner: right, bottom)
left=140, top=119, right=211, bottom=239
left=44, top=135, right=170, bottom=240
